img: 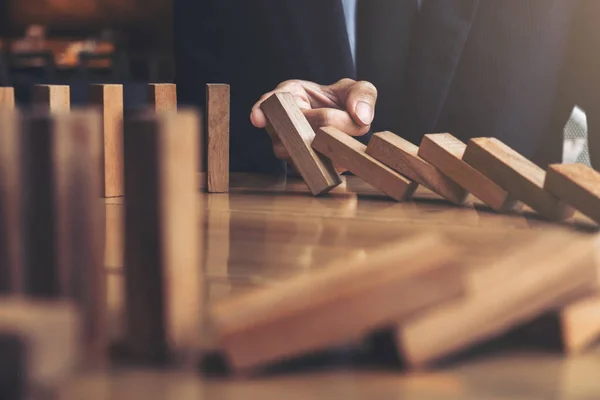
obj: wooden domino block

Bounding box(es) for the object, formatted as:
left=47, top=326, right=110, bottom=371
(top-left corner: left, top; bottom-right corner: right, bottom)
left=366, top=131, right=468, bottom=204
left=211, top=234, right=465, bottom=372
left=463, top=138, right=573, bottom=220
left=124, top=110, right=202, bottom=364
left=206, top=84, right=230, bottom=193
left=33, top=85, right=70, bottom=113
left=418, top=134, right=518, bottom=211
left=0, top=87, right=14, bottom=109
left=395, top=231, right=598, bottom=368
left=22, top=110, right=107, bottom=363
left=89, top=84, right=124, bottom=198
left=148, top=83, right=177, bottom=113
left=260, top=93, right=341, bottom=195
left=544, top=163, right=600, bottom=224
left=0, top=110, right=24, bottom=293
left=312, top=127, right=417, bottom=201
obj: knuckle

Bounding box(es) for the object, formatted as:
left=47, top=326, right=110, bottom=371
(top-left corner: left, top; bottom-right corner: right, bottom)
left=357, top=80, right=378, bottom=97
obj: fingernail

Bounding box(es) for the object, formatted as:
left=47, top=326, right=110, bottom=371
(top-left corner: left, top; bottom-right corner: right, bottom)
left=355, top=101, right=373, bottom=125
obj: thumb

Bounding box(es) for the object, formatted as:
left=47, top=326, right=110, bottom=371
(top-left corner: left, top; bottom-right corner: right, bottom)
left=332, top=80, right=378, bottom=127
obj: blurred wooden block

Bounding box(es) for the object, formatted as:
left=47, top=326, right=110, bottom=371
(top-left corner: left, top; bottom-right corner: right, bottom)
left=544, top=163, right=600, bottom=224
left=33, top=85, right=70, bottom=113
left=206, top=84, right=230, bottom=193
left=395, top=231, right=598, bottom=368
left=89, top=84, right=124, bottom=198
left=148, top=84, right=177, bottom=113
left=260, top=93, right=341, bottom=196
left=0, top=299, right=80, bottom=396
left=211, top=235, right=465, bottom=372
left=418, top=134, right=518, bottom=212
left=124, top=111, right=202, bottom=364
left=0, top=87, right=14, bottom=109
left=366, top=132, right=468, bottom=204
left=559, top=295, right=600, bottom=353
left=22, top=110, right=107, bottom=364
left=463, top=138, right=573, bottom=220
left=313, top=127, right=417, bottom=201
left=0, top=110, right=24, bottom=293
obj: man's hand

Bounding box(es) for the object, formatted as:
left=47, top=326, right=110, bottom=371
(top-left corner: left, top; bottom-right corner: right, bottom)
left=251, top=79, right=378, bottom=160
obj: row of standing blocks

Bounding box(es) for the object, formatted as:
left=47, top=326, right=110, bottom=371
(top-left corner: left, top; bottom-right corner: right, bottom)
left=260, top=92, right=600, bottom=224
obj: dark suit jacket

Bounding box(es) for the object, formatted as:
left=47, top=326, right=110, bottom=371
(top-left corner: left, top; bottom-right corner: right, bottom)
left=174, top=0, right=600, bottom=173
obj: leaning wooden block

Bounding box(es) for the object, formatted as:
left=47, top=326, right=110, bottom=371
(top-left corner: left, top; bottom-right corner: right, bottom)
left=0, top=87, right=15, bottom=109
left=0, top=299, right=80, bottom=396
left=89, top=84, right=124, bottom=198
left=544, top=163, right=600, bottom=224
left=312, top=127, right=417, bottom=201
left=124, top=111, right=202, bottom=364
left=206, top=84, right=230, bottom=193
left=211, top=234, right=465, bottom=372
left=463, top=138, right=573, bottom=220
left=366, top=131, right=468, bottom=204
left=395, top=231, right=598, bottom=368
left=148, top=83, right=177, bottom=113
left=33, top=85, right=70, bottom=113
left=418, top=133, right=518, bottom=211
left=260, top=93, right=341, bottom=195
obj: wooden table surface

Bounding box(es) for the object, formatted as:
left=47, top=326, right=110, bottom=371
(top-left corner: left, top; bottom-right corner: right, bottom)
left=62, top=174, right=600, bottom=399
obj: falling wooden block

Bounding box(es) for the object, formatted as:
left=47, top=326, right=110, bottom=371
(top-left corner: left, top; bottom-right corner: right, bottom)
left=89, top=84, right=124, bottom=198
left=260, top=93, right=341, bottom=195
left=463, top=138, right=573, bottom=220
left=148, top=84, right=177, bottom=113
left=366, top=132, right=468, bottom=204
left=312, top=127, right=417, bottom=201
left=0, top=110, right=24, bottom=294
left=22, top=110, right=107, bottom=364
left=395, top=231, right=598, bottom=368
left=0, top=87, right=14, bottom=109
left=211, top=234, right=465, bottom=372
left=124, top=110, right=202, bottom=364
left=33, top=85, right=70, bottom=113
left=418, top=134, right=518, bottom=212
left=206, top=84, right=230, bottom=193
left=0, top=299, right=80, bottom=396
left=544, top=163, right=600, bottom=224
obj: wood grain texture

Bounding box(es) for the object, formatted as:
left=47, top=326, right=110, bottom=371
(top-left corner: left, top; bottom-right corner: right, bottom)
left=544, top=164, right=600, bottom=224
left=89, top=84, right=124, bottom=198
left=212, top=234, right=465, bottom=372
left=463, top=138, right=573, bottom=221
left=366, top=132, right=468, bottom=204
left=0, top=110, right=24, bottom=293
left=124, top=111, right=202, bottom=364
left=260, top=93, right=341, bottom=196
left=206, top=84, right=230, bottom=193
left=0, top=88, right=15, bottom=109
left=312, top=127, right=417, bottom=201
left=418, top=134, right=518, bottom=211
left=148, top=84, right=177, bottom=113
left=396, top=232, right=598, bottom=368
left=33, top=85, right=70, bottom=113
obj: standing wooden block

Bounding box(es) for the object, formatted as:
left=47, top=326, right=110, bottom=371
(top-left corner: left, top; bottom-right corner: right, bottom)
left=148, top=84, right=177, bottom=113
left=418, top=134, right=518, bottom=212
left=124, top=111, right=202, bottom=364
left=211, top=235, right=465, bottom=372
left=206, top=84, right=230, bottom=193
left=260, top=93, right=341, bottom=195
left=89, top=84, right=124, bottom=198
left=22, top=111, right=107, bottom=363
left=33, top=85, right=70, bottom=113
left=544, top=163, right=600, bottom=224
left=0, top=110, right=24, bottom=293
left=395, top=231, right=598, bottom=368
left=463, top=138, right=573, bottom=220
left=0, top=87, right=15, bottom=109
left=312, top=127, right=417, bottom=201
left=366, top=132, right=468, bottom=204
